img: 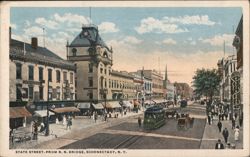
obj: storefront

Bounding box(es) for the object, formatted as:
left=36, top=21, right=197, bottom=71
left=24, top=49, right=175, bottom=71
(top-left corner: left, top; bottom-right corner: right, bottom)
left=9, top=107, right=32, bottom=129
left=77, top=103, right=91, bottom=116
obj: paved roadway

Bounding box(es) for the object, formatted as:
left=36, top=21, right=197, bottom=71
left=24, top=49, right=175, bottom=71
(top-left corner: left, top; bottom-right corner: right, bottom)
left=61, top=103, right=208, bottom=149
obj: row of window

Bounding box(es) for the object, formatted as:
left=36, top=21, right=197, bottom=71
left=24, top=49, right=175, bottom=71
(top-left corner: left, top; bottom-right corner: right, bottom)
left=16, top=63, right=74, bottom=84
left=88, top=64, right=111, bottom=75
left=16, top=85, right=74, bottom=101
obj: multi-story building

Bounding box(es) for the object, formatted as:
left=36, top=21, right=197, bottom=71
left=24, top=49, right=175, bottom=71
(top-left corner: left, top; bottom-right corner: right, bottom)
left=143, top=76, right=152, bottom=100
left=166, top=80, right=175, bottom=101
left=232, top=15, right=243, bottom=108
left=67, top=24, right=113, bottom=102
left=138, top=69, right=163, bottom=99
left=110, top=71, right=135, bottom=100
left=130, top=72, right=144, bottom=100
left=9, top=28, right=76, bottom=128
left=222, top=55, right=237, bottom=103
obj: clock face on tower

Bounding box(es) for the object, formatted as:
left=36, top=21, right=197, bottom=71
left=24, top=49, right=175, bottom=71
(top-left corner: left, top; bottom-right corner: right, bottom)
left=83, top=31, right=89, bottom=37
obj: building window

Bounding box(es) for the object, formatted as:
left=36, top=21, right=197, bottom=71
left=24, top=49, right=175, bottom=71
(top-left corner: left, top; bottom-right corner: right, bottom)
left=88, top=64, right=93, bottom=73
left=70, top=72, right=73, bottom=84
left=104, top=69, right=107, bottom=75
left=100, top=68, right=103, bottom=74
left=48, top=69, right=52, bottom=82
left=16, top=63, right=22, bottom=79
left=16, top=84, right=22, bottom=100
left=39, top=86, right=43, bottom=100
left=72, top=48, right=77, bottom=56
left=48, top=86, right=52, bottom=100
left=63, top=71, right=67, bottom=83
left=104, top=78, right=107, bottom=88
left=56, top=70, right=61, bottom=83
left=28, top=65, right=34, bottom=80
left=88, top=92, right=93, bottom=100
left=88, top=77, right=93, bottom=87
left=39, top=67, right=43, bottom=81
left=28, top=86, right=33, bottom=100
left=56, top=87, right=60, bottom=100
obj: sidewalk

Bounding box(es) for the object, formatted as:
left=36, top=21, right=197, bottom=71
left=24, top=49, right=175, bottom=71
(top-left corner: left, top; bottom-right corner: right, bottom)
left=10, top=110, right=143, bottom=149
left=200, top=115, right=243, bottom=149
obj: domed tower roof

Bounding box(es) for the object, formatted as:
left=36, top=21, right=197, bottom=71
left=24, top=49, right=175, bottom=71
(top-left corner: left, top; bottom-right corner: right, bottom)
left=69, top=24, right=109, bottom=50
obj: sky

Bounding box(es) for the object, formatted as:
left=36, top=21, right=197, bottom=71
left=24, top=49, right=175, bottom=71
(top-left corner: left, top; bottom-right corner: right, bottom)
left=10, top=7, right=242, bottom=86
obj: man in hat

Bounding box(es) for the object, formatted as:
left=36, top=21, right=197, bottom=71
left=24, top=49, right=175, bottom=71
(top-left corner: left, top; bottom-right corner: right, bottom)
left=215, top=139, right=224, bottom=149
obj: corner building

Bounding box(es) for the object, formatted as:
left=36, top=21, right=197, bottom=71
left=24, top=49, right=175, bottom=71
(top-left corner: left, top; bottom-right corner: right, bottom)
left=67, top=24, right=113, bottom=102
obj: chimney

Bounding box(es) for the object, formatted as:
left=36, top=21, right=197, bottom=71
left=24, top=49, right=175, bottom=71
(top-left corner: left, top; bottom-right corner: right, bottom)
left=31, top=37, right=38, bottom=49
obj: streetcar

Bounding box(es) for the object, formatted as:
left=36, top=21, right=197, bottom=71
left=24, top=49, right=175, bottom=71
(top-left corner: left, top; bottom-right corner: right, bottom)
left=143, top=106, right=166, bottom=130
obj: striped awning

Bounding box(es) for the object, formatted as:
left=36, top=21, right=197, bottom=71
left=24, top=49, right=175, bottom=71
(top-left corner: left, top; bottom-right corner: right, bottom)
left=133, top=100, right=140, bottom=106
left=104, top=102, right=121, bottom=108
left=123, top=101, right=133, bottom=108
left=92, top=103, right=104, bottom=110
left=52, top=107, right=80, bottom=113
left=9, top=107, right=32, bottom=118
left=33, top=110, right=55, bottom=117
left=77, top=103, right=91, bottom=109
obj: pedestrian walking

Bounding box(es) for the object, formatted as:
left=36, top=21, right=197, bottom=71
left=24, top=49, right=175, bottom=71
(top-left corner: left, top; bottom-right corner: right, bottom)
left=239, top=113, right=243, bottom=127
left=222, top=128, right=229, bottom=143
left=138, top=116, right=142, bottom=127
left=207, top=115, right=211, bottom=125
left=218, top=113, right=222, bottom=121
left=217, top=120, right=222, bottom=133
left=104, top=113, right=107, bottom=121
left=94, top=112, right=98, bottom=123
left=232, top=117, right=236, bottom=129
left=215, top=139, right=224, bottom=149
left=33, top=121, right=38, bottom=140
left=225, top=112, right=228, bottom=120
left=63, top=115, right=67, bottom=125
left=234, top=126, right=240, bottom=141
left=234, top=112, right=238, bottom=119
left=66, top=117, right=70, bottom=130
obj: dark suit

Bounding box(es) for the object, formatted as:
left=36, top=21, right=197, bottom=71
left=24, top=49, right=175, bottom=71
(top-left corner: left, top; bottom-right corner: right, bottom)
left=215, top=143, right=224, bottom=149
left=222, top=129, right=229, bottom=143
left=217, top=121, right=222, bottom=132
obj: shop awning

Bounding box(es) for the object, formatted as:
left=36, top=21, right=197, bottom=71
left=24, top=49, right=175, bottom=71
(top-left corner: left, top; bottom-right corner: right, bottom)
left=52, top=107, right=80, bottom=113
left=9, top=107, right=32, bottom=118
left=33, top=110, right=55, bottom=117
left=105, top=102, right=121, bottom=108
left=153, top=100, right=166, bottom=104
left=133, top=101, right=140, bottom=106
left=92, top=103, right=104, bottom=110
left=123, top=101, right=133, bottom=108
left=77, top=103, right=91, bottom=109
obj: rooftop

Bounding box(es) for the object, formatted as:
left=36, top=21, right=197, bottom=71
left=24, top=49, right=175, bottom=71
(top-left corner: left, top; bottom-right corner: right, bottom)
left=69, top=26, right=110, bottom=50
left=10, top=39, right=75, bottom=70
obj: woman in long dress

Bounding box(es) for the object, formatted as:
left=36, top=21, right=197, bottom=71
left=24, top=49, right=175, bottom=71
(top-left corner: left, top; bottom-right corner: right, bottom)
left=62, top=115, right=67, bottom=125
left=234, top=126, right=240, bottom=141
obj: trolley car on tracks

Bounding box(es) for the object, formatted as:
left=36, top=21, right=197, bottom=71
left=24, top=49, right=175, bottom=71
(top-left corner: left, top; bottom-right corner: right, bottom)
left=143, top=106, right=166, bottom=130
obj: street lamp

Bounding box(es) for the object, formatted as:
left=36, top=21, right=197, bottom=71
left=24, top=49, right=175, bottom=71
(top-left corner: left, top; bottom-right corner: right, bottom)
left=103, top=88, right=108, bottom=113
left=45, top=78, right=50, bottom=136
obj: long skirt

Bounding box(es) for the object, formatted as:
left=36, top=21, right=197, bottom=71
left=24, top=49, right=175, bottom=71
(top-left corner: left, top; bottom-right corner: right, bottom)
left=234, top=131, right=239, bottom=141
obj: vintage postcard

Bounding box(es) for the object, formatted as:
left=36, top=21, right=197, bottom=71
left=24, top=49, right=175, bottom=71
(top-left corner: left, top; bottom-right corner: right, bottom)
left=0, top=1, right=249, bottom=157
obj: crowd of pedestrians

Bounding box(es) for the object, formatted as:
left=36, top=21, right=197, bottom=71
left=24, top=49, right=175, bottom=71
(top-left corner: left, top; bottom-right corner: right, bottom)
left=205, top=101, right=243, bottom=149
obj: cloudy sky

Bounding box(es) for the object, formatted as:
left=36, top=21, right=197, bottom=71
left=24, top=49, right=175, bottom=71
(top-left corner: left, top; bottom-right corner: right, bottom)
left=10, top=7, right=242, bottom=85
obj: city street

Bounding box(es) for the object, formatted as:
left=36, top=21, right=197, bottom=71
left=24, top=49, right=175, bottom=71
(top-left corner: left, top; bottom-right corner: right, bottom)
left=60, top=102, right=207, bottom=149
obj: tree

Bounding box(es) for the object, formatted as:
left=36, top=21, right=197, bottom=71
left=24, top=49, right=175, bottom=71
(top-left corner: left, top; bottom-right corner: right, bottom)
left=192, top=68, right=221, bottom=102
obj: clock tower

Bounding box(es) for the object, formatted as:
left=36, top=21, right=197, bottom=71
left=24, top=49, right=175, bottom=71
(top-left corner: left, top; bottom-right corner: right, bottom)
left=67, top=24, right=113, bottom=102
